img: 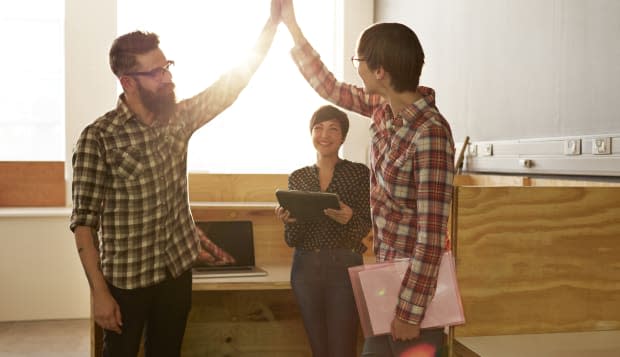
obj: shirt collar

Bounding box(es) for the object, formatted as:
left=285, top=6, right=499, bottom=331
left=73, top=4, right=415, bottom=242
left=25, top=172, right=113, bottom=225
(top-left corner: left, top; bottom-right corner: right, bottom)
left=397, top=86, right=437, bottom=124
left=115, top=94, right=138, bottom=125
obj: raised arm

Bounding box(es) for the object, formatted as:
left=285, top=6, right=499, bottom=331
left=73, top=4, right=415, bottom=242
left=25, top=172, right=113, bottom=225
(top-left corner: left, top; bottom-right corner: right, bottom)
left=279, top=0, right=383, bottom=118
left=245, top=0, right=281, bottom=77
left=280, top=0, right=307, bottom=46
left=183, top=0, right=281, bottom=130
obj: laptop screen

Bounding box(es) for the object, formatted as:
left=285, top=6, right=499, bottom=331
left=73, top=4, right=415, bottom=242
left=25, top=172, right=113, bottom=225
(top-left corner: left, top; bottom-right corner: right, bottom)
left=193, top=220, right=255, bottom=269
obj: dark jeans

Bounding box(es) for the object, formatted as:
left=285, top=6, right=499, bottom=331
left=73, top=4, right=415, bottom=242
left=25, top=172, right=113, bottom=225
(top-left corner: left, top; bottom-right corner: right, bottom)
left=102, top=269, right=192, bottom=357
left=362, top=327, right=445, bottom=357
left=291, top=248, right=363, bottom=357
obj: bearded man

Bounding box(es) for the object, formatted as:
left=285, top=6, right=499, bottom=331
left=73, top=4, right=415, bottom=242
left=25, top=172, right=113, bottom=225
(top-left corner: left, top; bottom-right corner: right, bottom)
left=69, top=2, right=280, bottom=356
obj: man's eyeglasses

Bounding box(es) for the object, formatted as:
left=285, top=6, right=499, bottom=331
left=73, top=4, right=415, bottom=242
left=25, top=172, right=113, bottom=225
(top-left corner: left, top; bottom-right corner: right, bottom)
left=350, top=56, right=365, bottom=69
left=125, top=60, right=175, bottom=80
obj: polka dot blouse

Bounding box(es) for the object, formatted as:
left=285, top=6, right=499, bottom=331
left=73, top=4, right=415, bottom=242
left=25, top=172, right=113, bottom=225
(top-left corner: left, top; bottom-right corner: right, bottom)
left=284, top=159, right=371, bottom=253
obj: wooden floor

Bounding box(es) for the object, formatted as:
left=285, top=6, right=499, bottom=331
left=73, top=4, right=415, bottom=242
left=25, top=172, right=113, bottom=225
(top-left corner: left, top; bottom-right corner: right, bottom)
left=0, top=319, right=89, bottom=357
left=6, top=318, right=618, bottom=357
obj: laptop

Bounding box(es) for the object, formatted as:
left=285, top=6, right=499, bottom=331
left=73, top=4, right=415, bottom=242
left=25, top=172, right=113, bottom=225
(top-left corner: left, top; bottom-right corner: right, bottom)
left=192, top=220, right=267, bottom=279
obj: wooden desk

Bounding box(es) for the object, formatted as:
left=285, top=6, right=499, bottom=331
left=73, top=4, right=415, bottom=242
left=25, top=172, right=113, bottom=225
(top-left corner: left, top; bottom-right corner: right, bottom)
left=91, top=265, right=312, bottom=357
left=90, top=197, right=307, bottom=357
left=186, top=264, right=313, bottom=357
left=90, top=174, right=373, bottom=357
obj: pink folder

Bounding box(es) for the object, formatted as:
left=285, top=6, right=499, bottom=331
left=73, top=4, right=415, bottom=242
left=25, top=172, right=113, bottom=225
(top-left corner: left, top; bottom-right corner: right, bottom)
left=349, top=251, right=465, bottom=338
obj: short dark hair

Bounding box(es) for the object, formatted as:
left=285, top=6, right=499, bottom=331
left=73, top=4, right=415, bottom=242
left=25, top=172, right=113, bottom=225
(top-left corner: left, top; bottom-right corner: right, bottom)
left=109, top=31, right=160, bottom=77
left=357, top=23, right=425, bottom=92
left=309, top=105, right=349, bottom=140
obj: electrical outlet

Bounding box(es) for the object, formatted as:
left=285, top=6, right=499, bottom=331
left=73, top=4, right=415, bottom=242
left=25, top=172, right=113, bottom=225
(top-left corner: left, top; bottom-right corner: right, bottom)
left=482, top=144, right=493, bottom=156
left=592, top=137, right=611, bottom=155
left=468, top=144, right=478, bottom=156
left=563, top=139, right=581, bottom=155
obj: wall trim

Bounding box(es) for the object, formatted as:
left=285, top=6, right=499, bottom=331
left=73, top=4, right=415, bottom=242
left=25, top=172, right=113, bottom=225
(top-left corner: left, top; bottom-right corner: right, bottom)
left=463, top=134, right=620, bottom=177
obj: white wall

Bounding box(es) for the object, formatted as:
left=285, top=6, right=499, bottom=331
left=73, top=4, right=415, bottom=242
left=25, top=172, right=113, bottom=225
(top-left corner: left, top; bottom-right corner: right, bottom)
left=0, top=211, right=90, bottom=321
left=65, top=0, right=118, bottom=202
left=375, top=0, right=620, bottom=143
left=0, top=0, right=116, bottom=322
left=340, top=0, right=374, bottom=165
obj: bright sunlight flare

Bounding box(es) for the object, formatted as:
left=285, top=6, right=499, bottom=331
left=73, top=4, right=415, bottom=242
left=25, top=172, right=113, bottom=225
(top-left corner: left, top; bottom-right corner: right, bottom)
left=118, top=0, right=340, bottom=173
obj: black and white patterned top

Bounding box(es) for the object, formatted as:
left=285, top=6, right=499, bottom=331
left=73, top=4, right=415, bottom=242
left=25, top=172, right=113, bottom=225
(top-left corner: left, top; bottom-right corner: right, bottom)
left=285, top=159, right=371, bottom=253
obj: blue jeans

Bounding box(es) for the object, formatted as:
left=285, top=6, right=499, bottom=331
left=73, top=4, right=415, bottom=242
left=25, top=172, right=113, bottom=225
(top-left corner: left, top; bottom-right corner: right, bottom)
left=362, top=327, right=445, bottom=357
left=102, top=269, right=192, bottom=357
left=291, top=248, right=363, bottom=357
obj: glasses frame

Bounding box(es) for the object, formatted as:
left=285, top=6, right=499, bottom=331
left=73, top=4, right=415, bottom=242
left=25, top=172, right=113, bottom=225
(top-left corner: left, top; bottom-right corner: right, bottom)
left=124, top=60, right=175, bottom=80
left=350, top=56, right=365, bottom=69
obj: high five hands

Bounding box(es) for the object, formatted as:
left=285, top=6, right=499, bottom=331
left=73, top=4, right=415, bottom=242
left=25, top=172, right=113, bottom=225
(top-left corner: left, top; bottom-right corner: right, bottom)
left=269, top=0, right=297, bottom=27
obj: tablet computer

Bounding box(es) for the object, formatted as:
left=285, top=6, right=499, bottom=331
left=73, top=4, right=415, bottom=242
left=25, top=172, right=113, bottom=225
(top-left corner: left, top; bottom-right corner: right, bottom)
left=275, top=189, right=340, bottom=221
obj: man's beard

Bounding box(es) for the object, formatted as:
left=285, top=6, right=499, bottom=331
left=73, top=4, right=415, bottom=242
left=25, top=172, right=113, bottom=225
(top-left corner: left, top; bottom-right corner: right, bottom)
left=137, top=82, right=177, bottom=121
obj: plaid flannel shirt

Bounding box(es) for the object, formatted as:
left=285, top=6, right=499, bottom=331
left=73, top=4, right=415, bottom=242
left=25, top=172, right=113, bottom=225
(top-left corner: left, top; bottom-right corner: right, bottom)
left=291, top=42, right=455, bottom=324
left=70, top=67, right=256, bottom=289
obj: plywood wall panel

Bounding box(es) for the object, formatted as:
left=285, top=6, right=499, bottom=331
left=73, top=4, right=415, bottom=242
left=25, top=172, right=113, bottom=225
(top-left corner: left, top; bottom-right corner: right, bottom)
left=189, top=173, right=288, bottom=202
left=454, top=186, right=620, bottom=336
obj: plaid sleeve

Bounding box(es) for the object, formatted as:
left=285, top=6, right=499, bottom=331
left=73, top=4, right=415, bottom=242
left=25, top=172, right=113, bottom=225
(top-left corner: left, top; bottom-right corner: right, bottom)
left=70, top=125, right=106, bottom=232
left=396, top=120, right=455, bottom=323
left=290, top=42, right=383, bottom=117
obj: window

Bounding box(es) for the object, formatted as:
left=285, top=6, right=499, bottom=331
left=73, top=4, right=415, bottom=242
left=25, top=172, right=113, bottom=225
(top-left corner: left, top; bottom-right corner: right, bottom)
left=0, top=0, right=65, bottom=161
left=118, top=0, right=339, bottom=173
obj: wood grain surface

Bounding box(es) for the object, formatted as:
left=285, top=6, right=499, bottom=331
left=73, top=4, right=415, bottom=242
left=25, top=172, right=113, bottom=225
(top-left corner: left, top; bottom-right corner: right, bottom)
left=0, top=161, right=65, bottom=206
left=184, top=290, right=312, bottom=357
left=454, top=186, right=620, bottom=336
left=189, top=173, right=288, bottom=202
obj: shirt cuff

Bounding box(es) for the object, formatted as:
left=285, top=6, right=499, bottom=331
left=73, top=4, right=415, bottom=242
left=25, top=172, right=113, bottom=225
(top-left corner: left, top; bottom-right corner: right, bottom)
left=396, top=296, right=425, bottom=324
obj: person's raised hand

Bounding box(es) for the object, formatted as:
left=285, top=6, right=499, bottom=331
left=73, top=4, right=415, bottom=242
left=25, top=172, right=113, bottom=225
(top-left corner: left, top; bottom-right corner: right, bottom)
left=270, top=0, right=281, bottom=24
left=279, top=0, right=297, bottom=28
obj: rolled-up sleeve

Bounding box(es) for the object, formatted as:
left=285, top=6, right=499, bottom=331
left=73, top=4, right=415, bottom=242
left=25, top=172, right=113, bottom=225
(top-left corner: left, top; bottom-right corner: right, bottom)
left=70, top=125, right=106, bottom=232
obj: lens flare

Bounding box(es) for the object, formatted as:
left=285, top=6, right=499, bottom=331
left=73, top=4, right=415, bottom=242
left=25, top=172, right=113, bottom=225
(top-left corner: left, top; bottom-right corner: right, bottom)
left=400, top=343, right=436, bottom=357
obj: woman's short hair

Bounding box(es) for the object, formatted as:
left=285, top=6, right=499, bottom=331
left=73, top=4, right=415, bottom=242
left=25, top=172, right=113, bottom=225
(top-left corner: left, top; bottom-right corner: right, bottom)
left=109, top=31, right=160, bottom=77
left=357, top=22, right=425, bottom=92
left=309, top=105, right=350, bottom=141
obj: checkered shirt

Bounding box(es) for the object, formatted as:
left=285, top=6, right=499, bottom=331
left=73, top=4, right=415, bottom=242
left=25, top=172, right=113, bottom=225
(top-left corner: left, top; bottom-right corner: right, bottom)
left=291, top=42, right=455, bottom=324
left=70, top=68, right=255, bottom=289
